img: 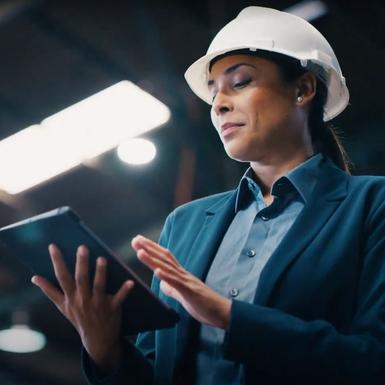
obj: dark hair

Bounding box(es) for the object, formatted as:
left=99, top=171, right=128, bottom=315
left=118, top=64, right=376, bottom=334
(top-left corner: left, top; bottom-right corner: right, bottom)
left=209, top=49, right=351, bottom=173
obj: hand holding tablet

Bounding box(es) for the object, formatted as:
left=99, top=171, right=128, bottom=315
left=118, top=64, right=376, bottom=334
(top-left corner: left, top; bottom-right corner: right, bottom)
left=0, top=207, right=179, bottom=338
left=32, top=243, right=134, bottom=370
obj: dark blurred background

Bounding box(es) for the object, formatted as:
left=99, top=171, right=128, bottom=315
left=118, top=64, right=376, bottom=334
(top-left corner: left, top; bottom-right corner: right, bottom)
left=0, top=0, right=383, bottom=383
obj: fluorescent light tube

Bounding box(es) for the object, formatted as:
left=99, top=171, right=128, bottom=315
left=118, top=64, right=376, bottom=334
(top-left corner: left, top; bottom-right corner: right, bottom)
left=0, top=81, right=170, bottom=194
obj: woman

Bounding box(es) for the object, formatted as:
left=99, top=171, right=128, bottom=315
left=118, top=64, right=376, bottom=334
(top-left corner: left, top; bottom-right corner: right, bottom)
left=32, top=6, right=385, bottom=385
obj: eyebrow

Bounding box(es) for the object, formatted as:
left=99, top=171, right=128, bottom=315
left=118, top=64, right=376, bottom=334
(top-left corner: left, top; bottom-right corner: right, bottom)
left=207, top=63, right=256, bottom=87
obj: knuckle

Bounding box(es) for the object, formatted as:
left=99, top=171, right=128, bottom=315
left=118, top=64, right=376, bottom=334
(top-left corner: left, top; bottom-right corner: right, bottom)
left=56, top=271, right=65, bottom=280
left=77, top=297, right=87, bottom=309
left=93, top=283, right=104, bottom=293
left=75, top=275, right=87, bottom=285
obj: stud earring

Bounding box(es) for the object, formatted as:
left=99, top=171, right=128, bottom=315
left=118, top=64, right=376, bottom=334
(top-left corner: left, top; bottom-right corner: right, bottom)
left=297, top=96, right=304, bottom=103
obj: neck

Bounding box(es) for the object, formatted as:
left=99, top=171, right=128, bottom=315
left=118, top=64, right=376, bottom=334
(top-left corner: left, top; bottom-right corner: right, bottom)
left=250, top=148, right=315, bottom=198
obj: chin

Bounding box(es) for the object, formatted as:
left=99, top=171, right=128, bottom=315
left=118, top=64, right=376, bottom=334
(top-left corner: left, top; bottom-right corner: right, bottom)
left=222, top=142, right=256, bottom=163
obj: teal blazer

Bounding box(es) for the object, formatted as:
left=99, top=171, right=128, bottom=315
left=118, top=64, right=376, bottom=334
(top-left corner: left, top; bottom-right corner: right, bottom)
left=84, top=157, right=385, bottom=385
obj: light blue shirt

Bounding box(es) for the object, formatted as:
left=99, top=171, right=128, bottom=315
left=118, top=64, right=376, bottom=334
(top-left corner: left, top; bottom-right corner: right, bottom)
left=195, top=153, right=323, bottom=385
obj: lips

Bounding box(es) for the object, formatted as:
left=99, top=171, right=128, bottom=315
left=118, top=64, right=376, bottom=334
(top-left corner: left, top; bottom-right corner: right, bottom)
left=220, top=122, right=244, bottom=136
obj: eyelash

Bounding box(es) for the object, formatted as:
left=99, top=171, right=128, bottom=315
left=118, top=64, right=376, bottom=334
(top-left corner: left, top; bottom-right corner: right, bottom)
left=211, top=79, right=252, bottom=102
left=234, top=79, right=251, bottom=88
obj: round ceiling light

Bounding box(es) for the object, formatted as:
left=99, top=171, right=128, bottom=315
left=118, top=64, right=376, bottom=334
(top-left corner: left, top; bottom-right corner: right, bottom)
left=0, top=325, right=46, bottom=353
left=117, top=138, right=156, bottom=165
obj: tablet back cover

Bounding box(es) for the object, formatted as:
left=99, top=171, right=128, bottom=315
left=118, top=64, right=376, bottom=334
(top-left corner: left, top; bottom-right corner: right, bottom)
left=0, top=207, right=179, bottom=334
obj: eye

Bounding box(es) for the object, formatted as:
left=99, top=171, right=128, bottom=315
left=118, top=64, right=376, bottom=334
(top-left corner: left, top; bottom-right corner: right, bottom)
left=234, top=79, right=251, bottom=88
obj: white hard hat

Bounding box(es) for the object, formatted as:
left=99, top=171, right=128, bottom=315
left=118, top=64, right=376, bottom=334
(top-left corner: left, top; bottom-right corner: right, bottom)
left=184, top=6, right=349, bottom=121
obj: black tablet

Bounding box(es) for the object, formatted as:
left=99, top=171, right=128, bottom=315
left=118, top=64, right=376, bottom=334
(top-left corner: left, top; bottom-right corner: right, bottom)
left=0, top=206, right=179, bottom=334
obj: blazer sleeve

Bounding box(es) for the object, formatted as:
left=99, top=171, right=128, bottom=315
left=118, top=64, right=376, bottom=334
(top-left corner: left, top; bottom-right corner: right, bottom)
left=82, top=212, right=175, bottom=385
left=222, top=200, right=385, bottom=385
left=82, top=337, right=153, bottom=385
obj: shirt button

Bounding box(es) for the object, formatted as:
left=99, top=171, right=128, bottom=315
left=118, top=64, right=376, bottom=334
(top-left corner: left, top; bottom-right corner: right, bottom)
left=260, top=215, right=269, bottom=221
left=229, top=288, right=239, bottom=298
left=246, top=249, right=256, bottom=257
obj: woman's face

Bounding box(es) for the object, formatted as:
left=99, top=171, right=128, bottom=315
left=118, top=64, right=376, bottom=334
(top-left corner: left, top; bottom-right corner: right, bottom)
left=209, top=54, right=311, bottom=163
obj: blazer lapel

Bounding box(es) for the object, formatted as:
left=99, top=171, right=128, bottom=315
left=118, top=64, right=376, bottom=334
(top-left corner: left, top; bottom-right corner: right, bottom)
left=254, top=159, right=349, bottom=305
left=172, top=191, right=237, bottom=384
left=182, top=191, right=238, bottom=279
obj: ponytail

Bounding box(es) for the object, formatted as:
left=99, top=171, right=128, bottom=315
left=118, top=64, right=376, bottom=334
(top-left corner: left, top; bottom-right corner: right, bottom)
left=257, top=50, right=351, bottom=173
left=309, top=80, right=351, bottom=174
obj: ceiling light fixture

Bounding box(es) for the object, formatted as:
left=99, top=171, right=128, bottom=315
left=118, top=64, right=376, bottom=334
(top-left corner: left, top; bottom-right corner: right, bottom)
left=0, top=310, right=46, bottom=353
left=285, top=0, right=328, bottom=22
left=0, top=81, right=170, bottom=194
left=117, top=138, right=157, bottom=165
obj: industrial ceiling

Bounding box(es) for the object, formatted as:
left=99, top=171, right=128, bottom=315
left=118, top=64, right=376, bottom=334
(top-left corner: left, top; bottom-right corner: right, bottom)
left=0, top=0, right=384, bottom=383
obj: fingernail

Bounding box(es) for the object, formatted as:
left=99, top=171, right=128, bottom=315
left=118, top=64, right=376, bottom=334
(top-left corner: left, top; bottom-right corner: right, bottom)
left=97, top=257, right=106, bottom=266
left=31, top=276, right=37, bottom=285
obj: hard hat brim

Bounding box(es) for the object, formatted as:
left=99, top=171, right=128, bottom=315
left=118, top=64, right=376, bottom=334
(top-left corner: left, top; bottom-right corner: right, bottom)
left=184, top=47, right=349, bottom=122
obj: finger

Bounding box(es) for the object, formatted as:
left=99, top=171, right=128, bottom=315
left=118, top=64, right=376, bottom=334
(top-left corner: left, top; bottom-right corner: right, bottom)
left=144, top=243, right=180, bottom=268
left=134, top=241, right=180, bottom=271
left=31, top=275, right=64, bottom=307
left=93, top=257, right=107, bottom=301
left=75, top=245, right=90, bottom=298
left=49, top=244, right=75, bottom=296
left=154, top=268, right=187, bottom=293
left=132, top=235, right=179, bottom=267
left=137, top=249, right=182, bottom=276
left=138, top=236, right=179, bottom=264
left=111, top=280, right=135, bottom=309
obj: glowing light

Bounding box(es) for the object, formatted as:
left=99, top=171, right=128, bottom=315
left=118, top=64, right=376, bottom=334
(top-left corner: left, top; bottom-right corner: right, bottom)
left=0, top=81, right=170, bottom=194
left=0, top=325, right=46, bottom=353
left=117, top=138, right=157, bottom=165
left=285, top=0, right=328, bottom=22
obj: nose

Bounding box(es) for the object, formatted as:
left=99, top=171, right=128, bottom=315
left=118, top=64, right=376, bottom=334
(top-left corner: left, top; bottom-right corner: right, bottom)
left=212, top=91, right=233, bottom=116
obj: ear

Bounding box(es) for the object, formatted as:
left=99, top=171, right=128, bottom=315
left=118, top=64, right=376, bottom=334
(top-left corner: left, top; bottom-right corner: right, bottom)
left=295, top=72, right=317, bottom=105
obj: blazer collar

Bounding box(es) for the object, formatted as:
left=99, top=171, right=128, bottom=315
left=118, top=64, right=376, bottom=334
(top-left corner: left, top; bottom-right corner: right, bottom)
left=184, top=190, right=237, bottom=279
left=173, top=157, right=349, bottom=378
left=183, top=157, right=348, bottom=281
left=254, top=157, right=349, bottom=305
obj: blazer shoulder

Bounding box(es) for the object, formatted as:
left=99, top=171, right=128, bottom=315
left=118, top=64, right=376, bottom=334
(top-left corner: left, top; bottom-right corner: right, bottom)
left=348, top=174, right=385, bottom=194
left=173, top=190, right=236, bottom=215
left=172, top=190, right=237, bottom=217
left=346, top=175, right=385, bottom=219
left=159, top=190, right=236, bottom=248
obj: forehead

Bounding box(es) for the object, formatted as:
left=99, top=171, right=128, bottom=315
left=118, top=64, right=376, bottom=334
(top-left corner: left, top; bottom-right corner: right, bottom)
left=208, top=54, right=278, bottom=78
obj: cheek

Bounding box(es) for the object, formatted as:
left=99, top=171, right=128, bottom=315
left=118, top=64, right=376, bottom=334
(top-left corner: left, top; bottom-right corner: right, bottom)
left=238, top=89, right=273, bottom=123
left=248, top=90, right=294, bottom=126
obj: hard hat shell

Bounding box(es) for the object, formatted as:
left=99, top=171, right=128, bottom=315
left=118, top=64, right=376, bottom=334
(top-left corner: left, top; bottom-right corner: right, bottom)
left=184, top=6, right=349, bottom=121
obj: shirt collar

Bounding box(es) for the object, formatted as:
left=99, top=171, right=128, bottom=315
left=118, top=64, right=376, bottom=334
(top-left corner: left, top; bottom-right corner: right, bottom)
left=285, top=153, right=323, bottom=203
left=234, top=153, right=323, bottom=212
